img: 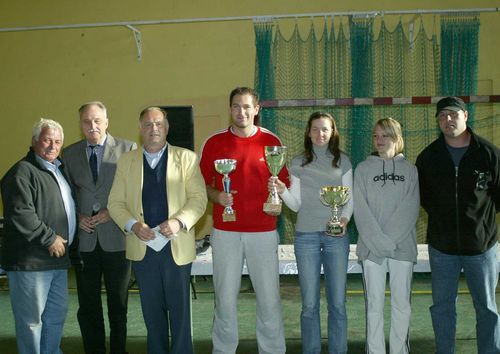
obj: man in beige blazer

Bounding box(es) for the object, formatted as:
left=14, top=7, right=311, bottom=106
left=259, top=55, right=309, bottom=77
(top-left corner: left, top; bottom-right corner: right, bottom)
left=108, top=106, right=207, bottom=354
left=62, top=101, right=136, bottom=354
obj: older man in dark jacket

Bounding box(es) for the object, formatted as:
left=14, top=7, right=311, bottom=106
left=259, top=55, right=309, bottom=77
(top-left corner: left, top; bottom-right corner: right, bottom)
left=1, top=118, right=80, bottom=354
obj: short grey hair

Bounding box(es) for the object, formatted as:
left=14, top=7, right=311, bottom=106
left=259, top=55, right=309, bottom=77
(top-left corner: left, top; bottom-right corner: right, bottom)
left=32, top=118, right=64, bottom=142
left=78, top=101, right=108, bottom=119
left=139, top=106, right=167, bottom=122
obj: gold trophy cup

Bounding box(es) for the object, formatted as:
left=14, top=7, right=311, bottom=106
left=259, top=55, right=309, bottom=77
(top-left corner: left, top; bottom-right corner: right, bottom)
left=263, top=146, right=287, bottom=216
left=319, top=185, right=350, bottom=236
left=214, top=159, right=237, bottom=222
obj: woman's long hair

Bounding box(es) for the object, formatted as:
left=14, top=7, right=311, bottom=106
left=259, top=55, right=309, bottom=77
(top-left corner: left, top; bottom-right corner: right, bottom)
left=302, top=111, right=341, bottom=168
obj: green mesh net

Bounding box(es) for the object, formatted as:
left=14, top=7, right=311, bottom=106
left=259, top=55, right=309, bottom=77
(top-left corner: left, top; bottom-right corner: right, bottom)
left=440, top=13, right=480, bottom=127
left=254, top=15, right=495, bottom=244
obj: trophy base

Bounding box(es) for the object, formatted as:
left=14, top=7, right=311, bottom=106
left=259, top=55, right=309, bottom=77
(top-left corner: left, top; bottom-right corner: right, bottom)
left=325, top=222, right=343, bottom=236
left=222, top=212, right=236, bottom=222
left=263, top=202, right=282, bottom=216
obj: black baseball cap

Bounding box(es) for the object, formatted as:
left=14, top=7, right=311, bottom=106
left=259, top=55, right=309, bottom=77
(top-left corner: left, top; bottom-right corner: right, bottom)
left=435, top=97, right=466, bottom=117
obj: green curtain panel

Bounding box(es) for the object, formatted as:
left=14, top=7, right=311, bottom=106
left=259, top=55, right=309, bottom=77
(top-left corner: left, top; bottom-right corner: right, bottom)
left=440, top=13, right=480, bottom=125
left=254, top=15, right=483, bottom=244
left=349, top=17, right=374, bottom=169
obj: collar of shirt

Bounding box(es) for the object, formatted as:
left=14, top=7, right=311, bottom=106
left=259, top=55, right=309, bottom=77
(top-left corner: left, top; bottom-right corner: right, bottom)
left=230, top=125, right=258, bottom=137
left=86, top=134, right=107, bottom=154
left=86, top=134, right=107, bottom=148
left=143, top=142, right=168, bottom=169
left=36, top=154, right=61, bottom=172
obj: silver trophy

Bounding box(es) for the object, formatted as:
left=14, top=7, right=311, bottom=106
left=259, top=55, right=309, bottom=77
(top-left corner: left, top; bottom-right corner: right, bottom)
left=319, top=185, right=350, bottom=236
left=214, top=159, right=237, bottom=222
left=263, top=146, right=287, bottom=216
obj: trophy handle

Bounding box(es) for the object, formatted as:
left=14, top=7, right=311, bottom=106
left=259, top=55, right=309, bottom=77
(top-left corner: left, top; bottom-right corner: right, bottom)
left=319, top=193, right=330, bottom=207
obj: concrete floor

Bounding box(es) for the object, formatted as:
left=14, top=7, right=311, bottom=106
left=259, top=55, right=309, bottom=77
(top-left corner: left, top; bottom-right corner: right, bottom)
left=0, top=274, right=488, bottom=353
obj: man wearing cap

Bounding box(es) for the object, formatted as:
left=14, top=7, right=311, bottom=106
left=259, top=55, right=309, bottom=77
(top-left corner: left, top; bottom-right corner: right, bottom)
left=416, top=96, right=500, bottom=354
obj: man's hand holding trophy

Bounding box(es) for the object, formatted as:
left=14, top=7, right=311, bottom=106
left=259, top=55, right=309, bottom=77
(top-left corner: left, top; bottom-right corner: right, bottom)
left=263, top=146, right=287, bottom=216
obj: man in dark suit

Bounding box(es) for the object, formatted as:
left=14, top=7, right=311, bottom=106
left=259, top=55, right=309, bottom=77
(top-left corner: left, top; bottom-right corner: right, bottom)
left=63, top=101, right=136, bottom=354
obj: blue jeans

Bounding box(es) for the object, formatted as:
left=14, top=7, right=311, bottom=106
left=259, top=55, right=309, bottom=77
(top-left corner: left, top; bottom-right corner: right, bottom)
left=295, top=231, right=349, bottom=354
left=429, top=243, right=500, bottom=354
left=7, top=270, right=68, bottom=354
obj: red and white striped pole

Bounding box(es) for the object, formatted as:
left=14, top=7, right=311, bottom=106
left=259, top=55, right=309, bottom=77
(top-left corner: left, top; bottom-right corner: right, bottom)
left=260, top=95, right=500, bottom=108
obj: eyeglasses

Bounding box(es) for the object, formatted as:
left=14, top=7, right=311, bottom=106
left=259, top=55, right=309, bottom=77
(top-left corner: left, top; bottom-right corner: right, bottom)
left=142, top=121, right=166, bottom=129
left=438, top=110, right=460, bottom=120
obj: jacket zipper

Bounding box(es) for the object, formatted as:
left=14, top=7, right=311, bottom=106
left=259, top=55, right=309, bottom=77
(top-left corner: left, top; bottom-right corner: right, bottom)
left=455, top=166, right=461, bottom=250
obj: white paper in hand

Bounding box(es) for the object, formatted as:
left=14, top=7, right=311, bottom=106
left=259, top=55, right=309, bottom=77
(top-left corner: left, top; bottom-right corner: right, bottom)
left=144, top=226, right=178, bottom=252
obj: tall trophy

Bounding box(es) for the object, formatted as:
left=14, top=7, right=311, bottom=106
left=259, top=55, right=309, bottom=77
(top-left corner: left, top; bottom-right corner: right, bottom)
left=319, top=185, right=350, bottom=236
left=214, top=159, right=237, bottom=222
left=263, top=146, right=287, bottom=216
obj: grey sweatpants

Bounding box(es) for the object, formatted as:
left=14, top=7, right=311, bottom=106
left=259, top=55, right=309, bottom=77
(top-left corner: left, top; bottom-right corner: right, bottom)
left=211, top=228, right=286, bottom=354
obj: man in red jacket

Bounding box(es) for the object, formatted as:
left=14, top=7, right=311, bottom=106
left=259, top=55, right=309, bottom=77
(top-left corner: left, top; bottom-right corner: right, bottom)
left=200, top=87, right=289, bottom=354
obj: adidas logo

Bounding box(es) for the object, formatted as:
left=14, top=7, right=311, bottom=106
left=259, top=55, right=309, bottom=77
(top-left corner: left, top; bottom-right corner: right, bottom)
left=373, top=173, right=405, bottom=182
